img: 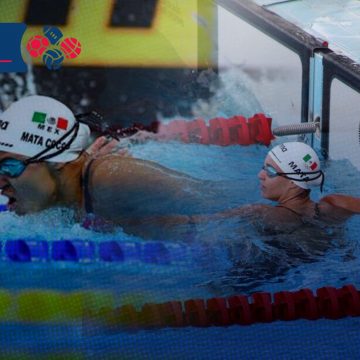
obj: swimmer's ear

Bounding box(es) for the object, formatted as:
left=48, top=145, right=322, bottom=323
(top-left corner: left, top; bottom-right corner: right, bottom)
left=287, top=181, right=298, bottom=190
left=54, top=163, right=66, bottom=170
left=45, top=162, right=66, bottom=172
left=288, top=181, right=311, bottom=197
left=45, top=152, right=88, bottom=175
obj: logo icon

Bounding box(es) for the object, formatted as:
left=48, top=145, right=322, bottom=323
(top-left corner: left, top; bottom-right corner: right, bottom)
left=26, top=26, right=81, bottom=70
left=303, top=153, right=318, bottom=170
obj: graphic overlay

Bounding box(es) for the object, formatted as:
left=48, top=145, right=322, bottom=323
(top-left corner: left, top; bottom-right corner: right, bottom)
left=16, top=0, right=214, bottom=68
left=0, top=23, right=27, bottom=73
left=26, top=25, right=81, bottom=70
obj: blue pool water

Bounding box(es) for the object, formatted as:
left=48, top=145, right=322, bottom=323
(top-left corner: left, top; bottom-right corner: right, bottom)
left=0, top=68, right=359, bottom=359
left=0, top=136, right=360, bottom=359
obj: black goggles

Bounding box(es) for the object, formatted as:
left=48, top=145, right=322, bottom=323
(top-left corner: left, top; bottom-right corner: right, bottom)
left=262, top=164, right=325, bottom=192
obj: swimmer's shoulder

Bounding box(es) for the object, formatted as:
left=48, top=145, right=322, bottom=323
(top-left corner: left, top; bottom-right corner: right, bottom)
left=81, top=155, right=136, bottom=217
left=245, top=205, right=304, bottom=234
left=83, top=154, right=133, bottom=186
left=318, top=194, right=360, bottom=222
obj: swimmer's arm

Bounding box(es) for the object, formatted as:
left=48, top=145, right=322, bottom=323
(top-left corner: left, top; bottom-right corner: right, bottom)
left=139, top=204, right=266, bottom=225
left=319, top=194, right=360, bottom=215
left=189, top=204, right=264, bottom=222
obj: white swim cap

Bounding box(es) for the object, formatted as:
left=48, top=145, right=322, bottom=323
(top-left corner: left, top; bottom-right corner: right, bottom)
left=268, top=142, right=324, bottom=190
left=0, top=95, right=90, bottom=162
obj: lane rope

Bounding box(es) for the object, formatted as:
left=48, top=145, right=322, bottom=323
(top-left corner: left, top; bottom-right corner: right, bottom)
left=83, top=284, right=360, bottom=333
left=158, top=113, right=274, bottom=146
left=1, top=284, right=359, bottom=327
left=1, top=239, right=190, bottom=265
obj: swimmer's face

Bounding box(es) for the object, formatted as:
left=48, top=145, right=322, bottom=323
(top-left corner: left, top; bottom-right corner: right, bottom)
left=0, top=152, right=57, bottom=215
left=258, top=155, right=293, bottom=201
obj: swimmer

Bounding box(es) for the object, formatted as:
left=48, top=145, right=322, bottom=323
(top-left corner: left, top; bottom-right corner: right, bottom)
left=0, top=96, right=359, bottom=237
left=123, top=142, right=360, bottom=236
left=258, top=142, right=360, bottom=227
left=84, top=138, right=360, bottom=236
left=0, top=96, right=203, bottom=223
left=163, top=141, right=360, bottom=234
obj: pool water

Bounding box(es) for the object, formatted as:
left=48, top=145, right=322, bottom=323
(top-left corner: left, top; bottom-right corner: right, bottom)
left=0, top=67, right=359, bottom=359
left=0, top=136, right=360, bottom=359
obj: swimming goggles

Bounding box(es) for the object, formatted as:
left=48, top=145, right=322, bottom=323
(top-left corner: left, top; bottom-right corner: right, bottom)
left=262, top=164, right=281, bottom=178
left=262, top=164, right=325, bottom=191
left=0, top=121, right=79, bottom=178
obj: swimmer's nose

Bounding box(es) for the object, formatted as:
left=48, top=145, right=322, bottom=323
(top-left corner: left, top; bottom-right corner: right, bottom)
left=0, top=176, right=9, bottom=189
left=258, top=168, right=266, bottom=181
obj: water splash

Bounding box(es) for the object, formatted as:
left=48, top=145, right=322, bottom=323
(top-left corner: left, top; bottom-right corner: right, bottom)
left=191, top=67, right=264, bottom=120
left=0, top=62, right=37, bottom=111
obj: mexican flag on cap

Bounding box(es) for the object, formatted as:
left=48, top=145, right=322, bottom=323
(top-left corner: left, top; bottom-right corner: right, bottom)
left=303, top=153, right=318, bottom=170
left=32, top=111, right=68, bottom=130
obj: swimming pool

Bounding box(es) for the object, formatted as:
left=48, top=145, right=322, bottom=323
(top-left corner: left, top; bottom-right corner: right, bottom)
left=1, top=0, right=360, bottom=357
left=0, top=132, right=360, bottom=359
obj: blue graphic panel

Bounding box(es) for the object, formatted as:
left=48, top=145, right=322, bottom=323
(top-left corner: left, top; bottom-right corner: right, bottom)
left=0, top=23, right=27, bottom=73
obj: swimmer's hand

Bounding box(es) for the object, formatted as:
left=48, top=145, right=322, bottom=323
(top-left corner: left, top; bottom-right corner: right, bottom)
left=86, top=136, right=130, bottom=158
left=128, top=130, right=158, bottom=144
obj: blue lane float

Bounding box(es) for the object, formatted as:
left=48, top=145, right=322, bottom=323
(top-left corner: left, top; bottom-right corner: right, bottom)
left=52, top=240, right=96, bottom=261
left=5, top=240, right=49, bottom=262
left=1, top=239, right=188, bottom=265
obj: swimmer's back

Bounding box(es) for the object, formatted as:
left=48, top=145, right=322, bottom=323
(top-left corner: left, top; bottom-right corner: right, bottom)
left=83, top=155, right=203, bottom=222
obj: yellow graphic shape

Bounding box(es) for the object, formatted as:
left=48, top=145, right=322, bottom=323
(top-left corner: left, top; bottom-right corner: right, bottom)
left=14, top=289, right=114, bottom=322
left=0, top=0, right=215, bottom=67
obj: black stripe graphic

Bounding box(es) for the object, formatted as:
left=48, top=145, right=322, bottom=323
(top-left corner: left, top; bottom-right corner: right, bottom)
left=25, top=0, right=71, bottom=25
left=110, top=0, right=158, bottom=28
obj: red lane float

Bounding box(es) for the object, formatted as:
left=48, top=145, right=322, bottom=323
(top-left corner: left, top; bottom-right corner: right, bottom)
left=228, top=295, right=252, bottom=325
left=273, top=291, right=297, bottom=321
left=158, top=113, right=274, bottom=146
left=187, top=119, right=210, bottom=144
left=248, top=114, right=274, bottom=146
left=84, top=284, right=360, bottom=332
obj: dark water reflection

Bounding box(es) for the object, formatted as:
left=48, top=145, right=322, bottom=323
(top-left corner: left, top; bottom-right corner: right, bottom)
left=189, top=214, right=352, bottom=295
